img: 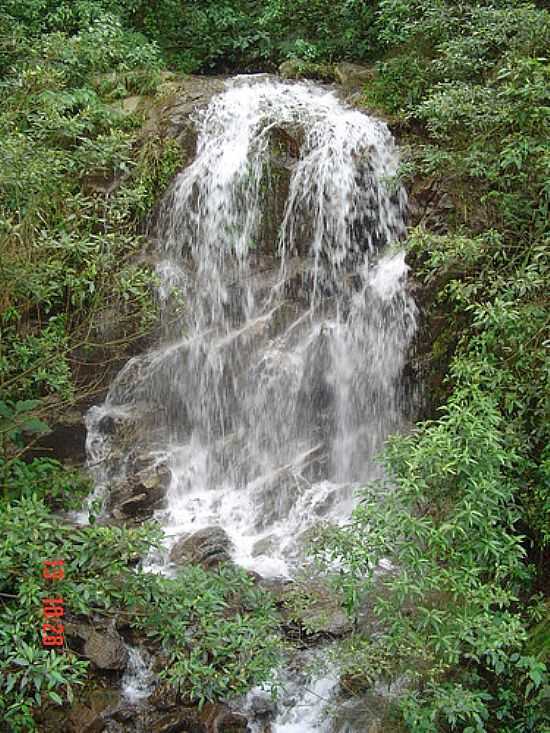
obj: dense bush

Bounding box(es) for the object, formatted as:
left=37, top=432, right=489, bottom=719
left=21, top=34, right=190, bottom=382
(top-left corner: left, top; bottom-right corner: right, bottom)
left=0, top=497, right=280, bottom=730
left=316, top=1, right=549, bottom=730
left=0, top=6, right=178, bottom=451
left=1, top=1, right=548, bottom=730
left=1, top=0, right=380, bottom=73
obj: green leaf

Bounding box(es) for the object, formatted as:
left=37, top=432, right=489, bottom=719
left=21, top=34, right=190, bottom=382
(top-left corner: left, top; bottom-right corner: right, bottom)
left=48, top=691, right=63, bottom=706
left=21, top=418, right=50, bottom=435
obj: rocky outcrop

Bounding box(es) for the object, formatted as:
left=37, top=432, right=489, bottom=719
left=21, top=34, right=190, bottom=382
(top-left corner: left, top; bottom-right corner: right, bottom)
left=278, top=579, right=352, bottom=642
left=334, top=62, right=375, bottom=90
left=84, top=630, right=129, bottom=672
left=279, top=59, right=335, bottom=81
left=169, top=526, right=233, bottom=569
left=68, top=689, right=121, bottom=733
left=65, top=619, right=129, bottom=671
left=106, top=459, right=171, bottom=523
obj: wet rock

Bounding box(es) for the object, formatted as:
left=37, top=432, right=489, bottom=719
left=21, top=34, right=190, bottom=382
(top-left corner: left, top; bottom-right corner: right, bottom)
left=68, top=704, right=106, bottom=733
left=64, top=619, right=94, bottom=644
left=279, top=60, right=334, bottom=81
left=200, top=703, right=248, bottom=733
left=296, top=330, right=336, bottom=449
left=258, top=576, right=293, bottom=600
left=30, top=407, right=86, bottom=464
left=334, top=62, right=375, bottom=90
left=253, top=471, right=309, bottom=532
left=279, top=580, right=352, bottom=641
left=111, top=705, right=138, bottom=722
left=340, top=671, right=375, bottom=696
left=67, top=689, right=120, bottom=733
left=147, top=681, right=179, bottom=711
left=154, top=75, right=226, bottom=151
left=152, top=710, right=204, bottom=733
left=252, top=535, right=276, bottom=557
left=169, top=526, right=232, bottom=569
left=84, top=629, right=128, bottom=671
left=107, top=460, right=171, bottom=521
left=270, top=125, right=303, bottom=163
left=247, top=690, right=277, bottom=717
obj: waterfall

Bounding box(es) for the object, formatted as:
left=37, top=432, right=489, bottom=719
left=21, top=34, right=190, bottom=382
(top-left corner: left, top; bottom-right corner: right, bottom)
left=84, top=75, right=417, bottom=727
left=121, top=646, right=154, bottom=704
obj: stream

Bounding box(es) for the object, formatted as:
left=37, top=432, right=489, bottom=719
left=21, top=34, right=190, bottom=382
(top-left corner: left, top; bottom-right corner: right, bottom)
left=82, top=75, right=417, bottom=731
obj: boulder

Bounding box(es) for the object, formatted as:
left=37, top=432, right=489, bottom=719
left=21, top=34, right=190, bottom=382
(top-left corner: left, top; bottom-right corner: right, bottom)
left=84, top=629, right=128, bottom=671
left=200, top=703, right=248, bottom=733
left=107, top=460, right=171, bottom=521
left=67, top=689, right=120, bottom=733
left=169, top=526, right=232, bottom=569
left=278, top=60, right=334, bottom=81
left=152, top=710, right=204, bottom=733
left=334, top=62, right=375, bottom=90
left=279, top=579, right=352, bottom=641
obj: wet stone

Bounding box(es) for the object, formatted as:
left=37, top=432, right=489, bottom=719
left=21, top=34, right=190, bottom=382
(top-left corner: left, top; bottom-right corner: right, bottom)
left=334, top=62, right=376, bottom=90
left=151, top=710, right=204, bottom=733
left=84, top=629, right=128, bottom=671
left=169, top=526, right=233, bottom=569
left=107, top=461, right=171, bottom=521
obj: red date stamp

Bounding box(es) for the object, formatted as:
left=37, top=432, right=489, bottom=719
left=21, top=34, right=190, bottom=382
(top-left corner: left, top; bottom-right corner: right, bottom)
left=42, top=560, right=65, bottom=648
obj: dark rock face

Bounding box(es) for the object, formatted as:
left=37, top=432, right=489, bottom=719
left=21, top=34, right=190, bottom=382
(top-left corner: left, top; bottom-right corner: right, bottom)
left=408, top=178, right=454, bottom=234
left=29, top=407, right=87, bottom=464
left=169, top=526, right=233, bottom=569
left=200, top=704, right=248, bottom=732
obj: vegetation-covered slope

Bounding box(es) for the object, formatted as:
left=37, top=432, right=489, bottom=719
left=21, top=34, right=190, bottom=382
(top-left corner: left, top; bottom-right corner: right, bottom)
left=0, top=1, right=548, bottom=730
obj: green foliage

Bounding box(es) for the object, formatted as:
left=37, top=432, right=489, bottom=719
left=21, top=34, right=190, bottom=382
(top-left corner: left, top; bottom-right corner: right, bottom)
left=0, top=400, right=49, bottom=450
left=0, top=457, right=91, bottom=507
left=2, top=2, right=549, bottom=730
left=314, top=2, right=550, bottom=730
left=317, top=386, right=549, bottom=730
left=0, top=497, right=281, bottom=729
left=0, top=3, right=176, bottom=462
left=129, top=565, right=280, bottom=706
left=11, top=0, right=378, bottom=72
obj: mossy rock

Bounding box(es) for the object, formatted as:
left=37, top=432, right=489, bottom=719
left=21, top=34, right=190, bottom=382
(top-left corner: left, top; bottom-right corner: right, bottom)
left=279, top=59, right=335, bottom=81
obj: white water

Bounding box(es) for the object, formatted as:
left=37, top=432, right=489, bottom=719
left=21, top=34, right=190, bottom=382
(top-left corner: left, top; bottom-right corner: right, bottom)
left=83, top=76, right=417, bottom=729
left=121, top=646, right=154, bottom=704
left=244, top=651, right=338, bottom=733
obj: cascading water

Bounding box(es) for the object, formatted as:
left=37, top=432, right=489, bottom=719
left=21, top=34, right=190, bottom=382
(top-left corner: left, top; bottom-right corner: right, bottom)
left=83, top=75, right=417, bottom=729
